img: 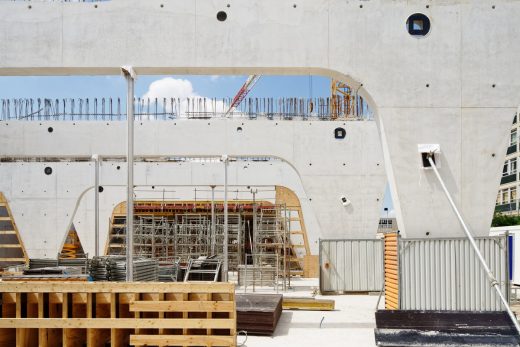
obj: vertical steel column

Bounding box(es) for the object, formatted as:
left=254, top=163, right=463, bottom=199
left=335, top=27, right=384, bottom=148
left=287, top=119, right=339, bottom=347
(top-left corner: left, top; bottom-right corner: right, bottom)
left=427, top=154, right=520, bottom=333
left=210, top=185, right=216, bottom=255
left=122, top=66, right=136, bottom=282
left=92, top=154, right=100, bottom=257
left=222, top=155, right=229, bottom=282
left=251, top=188, right=257, bottom=262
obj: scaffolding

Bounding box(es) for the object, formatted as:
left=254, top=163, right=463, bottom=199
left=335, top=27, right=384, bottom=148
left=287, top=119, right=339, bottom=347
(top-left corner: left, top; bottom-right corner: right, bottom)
left=105, top=202, right=297, bottom=287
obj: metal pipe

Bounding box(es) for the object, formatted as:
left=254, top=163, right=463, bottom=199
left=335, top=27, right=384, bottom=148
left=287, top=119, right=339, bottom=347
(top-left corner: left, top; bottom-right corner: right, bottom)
left=211, top=185, right=216, bottom=255
left=122, top=66, right=136, bottom=282
left=427, top=154, right=520, bottom=334
left=92, top=154, right=100, bottom=257
left=251, top=188, right=257, bottom=265
left=222, top=155, right=229, bottom=282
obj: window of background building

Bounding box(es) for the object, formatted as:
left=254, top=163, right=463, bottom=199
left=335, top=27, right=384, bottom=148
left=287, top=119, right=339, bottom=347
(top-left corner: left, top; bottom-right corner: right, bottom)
left=511, top=187, right=517, bottom=202
left=504, top=163, right=508, bottom=176
left=511, top=129, right=518, bottom=146
left=503, top=189, right=510, bottom=203
left=511, top=159, right=518, bottom=174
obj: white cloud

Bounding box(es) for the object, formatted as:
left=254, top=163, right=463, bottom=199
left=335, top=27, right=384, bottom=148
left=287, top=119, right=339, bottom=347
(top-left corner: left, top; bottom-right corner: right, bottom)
left=143, top=77, right=226, bottom=117
left=143, top=77, right=198, bottom=100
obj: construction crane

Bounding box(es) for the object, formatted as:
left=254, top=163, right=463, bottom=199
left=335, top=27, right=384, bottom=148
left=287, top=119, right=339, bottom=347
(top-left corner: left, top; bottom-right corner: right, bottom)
left=330, top=79, right=355, bottom=120
left=225, top=75, right=261, bottom=116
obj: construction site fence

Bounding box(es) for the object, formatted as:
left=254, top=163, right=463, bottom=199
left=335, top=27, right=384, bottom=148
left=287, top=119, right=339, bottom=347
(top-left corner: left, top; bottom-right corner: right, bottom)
left=1, top=96, right=372, bottom=121
left=398, top=236, right=509, bottom=311
left=319, top=238, right=384, bottom=293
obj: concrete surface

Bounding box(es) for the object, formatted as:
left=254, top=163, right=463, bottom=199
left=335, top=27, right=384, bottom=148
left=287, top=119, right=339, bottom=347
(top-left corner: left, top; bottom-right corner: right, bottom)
left=0, top=120, right=386, bottom=258
left=0, top=0, right=517, bottom=239
left=237, top=278, right=381, bottom=347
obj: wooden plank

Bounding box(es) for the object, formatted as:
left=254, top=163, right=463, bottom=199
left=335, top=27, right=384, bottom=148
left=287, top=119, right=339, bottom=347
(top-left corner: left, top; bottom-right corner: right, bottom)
left=0, top=282, right=235, bottom=294
left=130, top=300, right=234, bottom=313
left=282, top=298, right=335, bottom=311
left=0, top=318, right=236, bottom=329
left=303, top=255, right=319, bottom=278
left=130, top=334, right=236, bottom=346
left=0, top=258, right=26, bottom=262
left=38, top=293, right=48, bottom=347
left=0, top=231, right=16, bottom=235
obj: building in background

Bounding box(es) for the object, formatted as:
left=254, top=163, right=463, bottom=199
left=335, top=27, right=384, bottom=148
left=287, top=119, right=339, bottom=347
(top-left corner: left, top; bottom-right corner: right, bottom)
left=496, top=113, right=519, bottom=215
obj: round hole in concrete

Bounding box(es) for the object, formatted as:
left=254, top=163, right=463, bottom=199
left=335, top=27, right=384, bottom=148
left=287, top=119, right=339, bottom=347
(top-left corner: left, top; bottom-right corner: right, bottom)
left=406, top=13, right=431, bottom=37
left=116, top=165, right=121, bottom=170
left=237, top=126, right=243, bottom=133
left=48, top=127, right=53, bottom=133
left=44, top=167, right=53, bottom=175
left=98, top=186, right=104, bottom=193
left=217, top=11, right=227, bottom=21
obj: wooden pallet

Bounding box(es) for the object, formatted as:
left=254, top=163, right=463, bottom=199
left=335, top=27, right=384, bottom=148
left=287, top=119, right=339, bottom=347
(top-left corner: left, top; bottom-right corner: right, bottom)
left=0, top=281, right=236, bottom=347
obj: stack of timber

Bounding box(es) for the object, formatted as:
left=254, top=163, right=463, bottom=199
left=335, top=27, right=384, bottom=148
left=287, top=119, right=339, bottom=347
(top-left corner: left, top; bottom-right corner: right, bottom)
left=282, top=297, right=335, bottom=311
left=384, top=232, right=398, bottom=310
left=236, top=294, right=282, bottom=336
left=0, top=281, right=237, bottom=347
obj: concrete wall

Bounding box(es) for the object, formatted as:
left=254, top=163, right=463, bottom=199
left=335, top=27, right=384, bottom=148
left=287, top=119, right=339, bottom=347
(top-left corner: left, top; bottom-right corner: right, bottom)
left=0, top=0, right=519, bottom=238
left=0, top=120, right=386, bottom=258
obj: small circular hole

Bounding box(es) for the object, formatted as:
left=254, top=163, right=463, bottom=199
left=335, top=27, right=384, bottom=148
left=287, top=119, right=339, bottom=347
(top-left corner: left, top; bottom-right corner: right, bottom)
left=492, top=5, right=496, bottom=9
left=406, top=13, right=431, bottom=37
left=492, top=84, right=496, bottom=88
left=116, top=166, right=121, bottom=170
left=237, top=127, right=243, bottom=133
left=160, top=4, right=164, bottom=7
left=426, top=84, right=430, bottom=88
left=309, top=163, right=312, bottom=166
left=94, top=4, right=98, bottom=8
left=227, top=4, right=230, bottom=8
left=44, top=167, right=52, bottom=175
left=217, top=11, right=227, bottom=21
left=98, top=186, right=104, bottom=193
left=426, top=5, right=430, bottom=9
left=293, top=4, right=297, bottom=8
left=152, top=186, right=155, bottom=189
left=48, top=127, right=53, bottom=133
left=359, top=4, right=363, bottom=8
left=492, top=153, right=496, bottom=157
left=28, top=5, right=32, bottom=9
left=426, top=232, right=430, bottom=236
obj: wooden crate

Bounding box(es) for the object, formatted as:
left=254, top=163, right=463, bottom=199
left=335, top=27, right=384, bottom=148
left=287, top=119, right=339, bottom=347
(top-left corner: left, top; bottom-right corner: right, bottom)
left=0, top=281, right=236, bottom=347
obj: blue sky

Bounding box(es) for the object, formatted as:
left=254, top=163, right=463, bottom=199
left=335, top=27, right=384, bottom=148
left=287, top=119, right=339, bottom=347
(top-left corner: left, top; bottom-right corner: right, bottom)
left=0, top=74, right=393, bottom=215
left=0, top=75, right=332, bottom=100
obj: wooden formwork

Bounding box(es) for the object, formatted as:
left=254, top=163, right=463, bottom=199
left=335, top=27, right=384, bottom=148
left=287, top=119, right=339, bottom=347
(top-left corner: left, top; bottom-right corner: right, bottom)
left=0, top=282, right=236, bottom=347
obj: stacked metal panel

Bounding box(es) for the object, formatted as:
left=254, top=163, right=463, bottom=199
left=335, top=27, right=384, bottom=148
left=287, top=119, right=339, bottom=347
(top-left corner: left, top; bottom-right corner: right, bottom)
left=90, top=256, right=158, bottom=282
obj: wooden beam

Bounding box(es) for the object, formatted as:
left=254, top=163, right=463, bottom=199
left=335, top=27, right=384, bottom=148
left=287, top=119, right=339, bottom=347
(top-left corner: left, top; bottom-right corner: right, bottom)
left=0, top=282, right=235, bottom=294
left=130, top=300, right=234, bottom=313
left=282, top=298, right=335, bottom=311
left=130, top=335, right=236, bottom=346
left=0, top=318, right=236, bottom=329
